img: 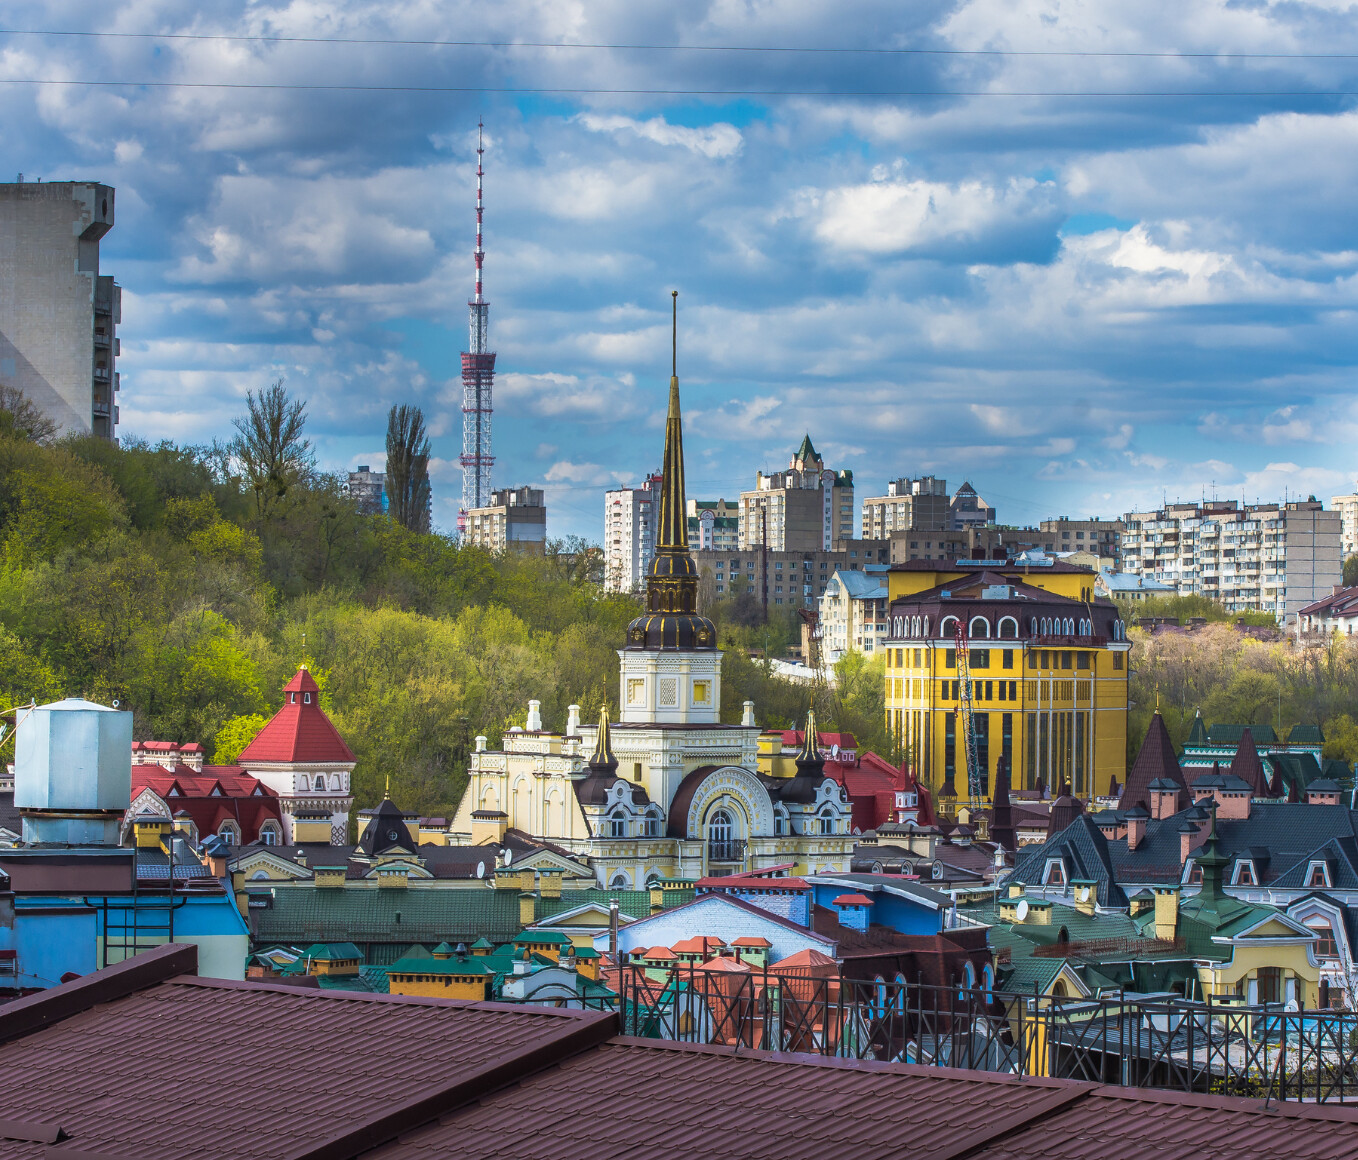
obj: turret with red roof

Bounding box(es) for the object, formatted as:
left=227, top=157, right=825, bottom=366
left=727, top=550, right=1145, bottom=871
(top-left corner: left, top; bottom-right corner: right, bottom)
left=235, top=666, right=356, bottom=846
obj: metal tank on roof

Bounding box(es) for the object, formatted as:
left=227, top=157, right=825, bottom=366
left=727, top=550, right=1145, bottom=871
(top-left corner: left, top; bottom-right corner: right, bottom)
left=14, top=697, right=132, bottom=844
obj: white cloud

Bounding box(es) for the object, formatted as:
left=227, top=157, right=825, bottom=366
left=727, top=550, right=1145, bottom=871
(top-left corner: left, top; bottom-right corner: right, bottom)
left=576, top=114, right=743, bottom=159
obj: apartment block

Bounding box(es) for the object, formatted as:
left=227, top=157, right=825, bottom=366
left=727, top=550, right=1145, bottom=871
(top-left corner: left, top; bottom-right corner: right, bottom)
left=464, top=486, right=546, bottom=554
left=603, top=473, right=661, bottom=593
left=694, top=540, right=889, bottom=612
left=1330, top=485, right=1358, bottom=560
left=346, top=466, right=388, bottom=516
left=861, top=476, right=950, bottom=539
left=738, top=435, right=854, bottom=552
left=1120, top=500, right=1342, bottom=621
left=888, top=526, right=1049, bottom=565
left=1039, top=517, right=1125, bottom=562
left=0, top=180, right=120, bottom=439
left=950, top=482, right=994, bottom=529
left=819, top=565, right=891, bottom=661
left=687, top=497, right=738, bottom=552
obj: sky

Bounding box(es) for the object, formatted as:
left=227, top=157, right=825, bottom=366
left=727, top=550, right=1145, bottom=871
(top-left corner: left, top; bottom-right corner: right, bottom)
left=5, top=2, right=1358, bottom=538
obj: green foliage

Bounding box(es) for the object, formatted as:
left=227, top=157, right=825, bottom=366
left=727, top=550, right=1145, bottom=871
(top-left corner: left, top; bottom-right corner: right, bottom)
left=214, top=713, right=270, bottom=764
left=1346, top=556, right=1358, bottom=589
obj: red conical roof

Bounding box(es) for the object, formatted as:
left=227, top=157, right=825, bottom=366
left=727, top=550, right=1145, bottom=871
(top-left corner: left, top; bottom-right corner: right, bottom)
left=1228, top=727, right=1269, bottom=797
left=237, top=667, right=356, bottom=765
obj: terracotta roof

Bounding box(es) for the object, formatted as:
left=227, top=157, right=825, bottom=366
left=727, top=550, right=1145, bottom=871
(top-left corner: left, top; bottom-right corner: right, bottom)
left=768, top=948, right=839, bottom=972
left=670, top=936, right=724, bottom=954
left=695, top=874, right=810, bottom=890
left=730, top=936, right=772, bottom=947
left=237, top=667, right=356, bottom=765
left=694, top=956, right=751, bottom=973
left=131, top=766, right=284, bottom=844
left=832, top=893, right=873, bottom=907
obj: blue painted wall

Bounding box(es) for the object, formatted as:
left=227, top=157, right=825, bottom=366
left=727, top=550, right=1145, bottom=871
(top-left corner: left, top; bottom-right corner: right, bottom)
left=809, top=882, right=942, bottom=936
left=2, top=902, right=99, bottom=989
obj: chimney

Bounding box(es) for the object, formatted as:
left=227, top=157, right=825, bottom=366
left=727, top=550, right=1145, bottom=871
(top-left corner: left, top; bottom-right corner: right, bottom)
left=539, top=870, right=562, bottom=899
left=1126, top=808, right=1148, bottom=850
left=1153, top=886, right=1180, bottom=941
left=1179, top=821, right=1198, bottom=866
left=519, top=890, right=536, bottom=926
left=1072, top=881, right=1096, bottom=916
left=649, top=884, right=664, bottom=915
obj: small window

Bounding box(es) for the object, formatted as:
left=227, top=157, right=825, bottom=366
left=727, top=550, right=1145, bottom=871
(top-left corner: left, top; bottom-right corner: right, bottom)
left=1233, top=861, right=1257, bottom=886
left=1043, top=859, right=1066, bottom=886
left=608, top=811, right=627, bottom=838
left=1308, top=862, right=1332, bottom=889
left=1113, top=653, right=1124, bottom=671
left=1076, top=653, right=1090, bottom=670
left=1028, top=652, right=1037, bottom=670
left=1003, top=651, right=1014, bottom=670
left=1307, top=921, right=1338, bottom=957
left=303, top=692, right=312, bottom=704
left=289, top=692, right=297, bottom=704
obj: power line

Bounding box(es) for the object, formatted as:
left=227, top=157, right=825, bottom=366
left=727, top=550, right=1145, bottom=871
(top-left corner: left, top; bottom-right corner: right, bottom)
left=2, top=78, right=1355, bottom=97
left=5, top=28, right=1358, bottom=60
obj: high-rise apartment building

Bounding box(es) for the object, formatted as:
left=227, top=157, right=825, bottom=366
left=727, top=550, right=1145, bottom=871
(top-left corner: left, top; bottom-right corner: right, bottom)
left=464, top=486, right=546, bottom=554
left=693, top=540, right=889, bottom=611
left=0, top=180, right=121, bottom=439
left=346, top=466, right=388, bottom=516
left=687, top=497, right=738, bottom=552
left=604, top=472, right=662, bottom=593
left=862, top=476, right=950, bottom=539
left=738, top=435, right=853, bottom=552
left=1039, top=517, right=1125, bottom=561
left=1120, top=500, right=1341, bottom=621
left=1330, top=485, right=1358, bottom=561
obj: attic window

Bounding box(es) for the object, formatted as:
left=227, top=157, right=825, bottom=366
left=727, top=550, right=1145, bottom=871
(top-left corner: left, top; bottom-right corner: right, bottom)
left=1308, top=861, right=1332, bottom=889
left=1232, top=861, right=1257, bottom=886
left=1042, top=859, right=1066, bottom=887
left=290, top=692, right=297, bottom=704
left=303, top=692, right=312, bottom=704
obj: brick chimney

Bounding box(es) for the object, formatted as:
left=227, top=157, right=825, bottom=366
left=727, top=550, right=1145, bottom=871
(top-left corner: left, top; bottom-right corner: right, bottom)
left=1126, top=806, right=1148, bottom=850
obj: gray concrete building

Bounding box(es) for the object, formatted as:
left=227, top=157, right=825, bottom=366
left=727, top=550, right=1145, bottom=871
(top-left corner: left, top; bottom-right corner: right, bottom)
left=694, top=539, right=888, bottom=612
left=1120, top=499, right=1342, bottom=621
left=0, top=180, right=121, bottom=439
left=346, top=466, right=388, bottom=516
left=738, top=434, right=854, bottom=552
left=465, top=486, right=547, bottom=554
left=1039, top=516, right=1125, bottom=562
left=861, top=476, right=950, bottom=539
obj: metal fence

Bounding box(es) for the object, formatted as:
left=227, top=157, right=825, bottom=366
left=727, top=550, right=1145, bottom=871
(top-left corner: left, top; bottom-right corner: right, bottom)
left=618, top=963, right=1358, bottom=1103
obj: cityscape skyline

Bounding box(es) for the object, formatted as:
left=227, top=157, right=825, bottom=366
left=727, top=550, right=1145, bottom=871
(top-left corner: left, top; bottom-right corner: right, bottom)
left=4, top=4, right=1358, bottom=537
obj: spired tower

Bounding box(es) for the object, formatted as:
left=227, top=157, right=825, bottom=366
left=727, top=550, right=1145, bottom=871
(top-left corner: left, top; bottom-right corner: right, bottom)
left=619, top=293, right=720, bottom=725
left=458, top=121, right=495, bottom=536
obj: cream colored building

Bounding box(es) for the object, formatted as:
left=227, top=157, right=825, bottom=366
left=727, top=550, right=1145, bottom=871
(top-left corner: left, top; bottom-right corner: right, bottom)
left=1331, top=485, right=1358, bottom=560
left=464, top=486, right=547, bottom=554
left=450, top=355, right=855, bottom=887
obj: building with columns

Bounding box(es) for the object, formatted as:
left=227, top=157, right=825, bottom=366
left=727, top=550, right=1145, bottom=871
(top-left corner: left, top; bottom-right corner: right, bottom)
left=236, top=667, right=355, bottom=845
left=450, top=323, right=855, bottom=887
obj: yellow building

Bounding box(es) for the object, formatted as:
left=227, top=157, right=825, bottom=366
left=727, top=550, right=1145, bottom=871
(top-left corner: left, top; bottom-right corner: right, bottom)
left=883, top=562, right=1129, bottom=808
left=386, top=942, right=493, bottom=1000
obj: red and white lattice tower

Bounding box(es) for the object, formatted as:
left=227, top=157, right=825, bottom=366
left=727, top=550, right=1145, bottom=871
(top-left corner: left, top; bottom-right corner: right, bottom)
left=458, top=122, right=495, bottom=534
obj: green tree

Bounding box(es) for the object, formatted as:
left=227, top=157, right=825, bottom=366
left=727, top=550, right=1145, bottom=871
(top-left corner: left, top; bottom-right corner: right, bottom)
left=0, top=384, right=57, bottom=443
left=1345, top=556, right=1358, bottom=589
left=231, top=380, right=313, bottom=521
left=213, top=713, right=270, bottom=764
left=384, top=404, right=431, bottom=533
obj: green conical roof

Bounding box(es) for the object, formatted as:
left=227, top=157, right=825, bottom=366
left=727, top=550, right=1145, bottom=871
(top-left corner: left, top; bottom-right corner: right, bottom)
left=796, top=433, right=818, bottom=462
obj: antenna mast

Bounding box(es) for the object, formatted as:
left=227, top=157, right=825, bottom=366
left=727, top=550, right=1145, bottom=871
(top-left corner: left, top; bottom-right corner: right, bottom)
left=458, top=121, right=496, bottom=535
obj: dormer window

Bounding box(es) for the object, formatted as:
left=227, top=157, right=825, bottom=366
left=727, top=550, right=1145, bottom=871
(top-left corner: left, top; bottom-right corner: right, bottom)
left=1232, top=860, right=1257, bottom=887
left=1042, top=858, right=1066, bottom=887
left=1307, top=861, right=1332, bottom=889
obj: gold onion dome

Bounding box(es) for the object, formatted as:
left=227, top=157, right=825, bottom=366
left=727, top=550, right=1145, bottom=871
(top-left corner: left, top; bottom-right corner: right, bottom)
left=625, top=291, right=717, bottom=652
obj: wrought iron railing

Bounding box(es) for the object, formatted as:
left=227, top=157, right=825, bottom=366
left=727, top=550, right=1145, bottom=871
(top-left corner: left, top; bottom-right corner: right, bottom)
left=706, top=840, right=747, bottom=863
left=617, top=962, right=1358, bottom=1103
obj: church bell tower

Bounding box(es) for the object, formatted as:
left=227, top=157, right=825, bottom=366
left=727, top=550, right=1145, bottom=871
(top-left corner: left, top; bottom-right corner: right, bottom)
left=619, top=292, right=720, bottom=725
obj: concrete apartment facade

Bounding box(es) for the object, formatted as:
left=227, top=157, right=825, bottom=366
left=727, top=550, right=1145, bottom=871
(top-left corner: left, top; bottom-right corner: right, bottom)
left=464, top=486, right=547, bottom=554
left=738, top=435, right=854, bottom=552
left=346, top=466, right=387, bottom=516
left=695, top=540, right=889, bottom=612
left=861, top=476, right=950, bottom=539
left=1330, top=485, right=1358, bottom=560
left=0, top=180, right=120, bottom=439
left=1120, top=500, right=1341, bottom=621
left=819, top=566, right=891, bottom=661
left=1039, top=517, right=1125, bottom=564
left=687, top=497, right=738, bottom=552
left=603, top=473, right=661, bottom=593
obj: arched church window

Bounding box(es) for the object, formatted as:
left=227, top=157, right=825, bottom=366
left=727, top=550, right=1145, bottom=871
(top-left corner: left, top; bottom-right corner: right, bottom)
left=608, top=809, right=627, bottom=838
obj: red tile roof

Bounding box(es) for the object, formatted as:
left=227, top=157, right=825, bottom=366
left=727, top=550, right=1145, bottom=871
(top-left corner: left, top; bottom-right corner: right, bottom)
left=730, top=936, right=772, bottom=947
left=130, top=765, right=283, bottom=844
left=831, top=893, right=873, bottom=907
left=237, top=666, right=356, bottom=765
left=696, top=871, right=810, bottom=890
left=670, top=936, right=724, bottom=955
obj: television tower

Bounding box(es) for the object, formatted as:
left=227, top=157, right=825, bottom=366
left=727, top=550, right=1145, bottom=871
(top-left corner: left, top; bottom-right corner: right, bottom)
left=458, top=122, right=495, bottom=534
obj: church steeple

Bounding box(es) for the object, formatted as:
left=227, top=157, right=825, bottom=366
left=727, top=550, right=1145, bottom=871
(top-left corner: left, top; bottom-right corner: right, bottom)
left=624, top=292, right=716, bottom=653
left=589, top=706, right=618, bottom=773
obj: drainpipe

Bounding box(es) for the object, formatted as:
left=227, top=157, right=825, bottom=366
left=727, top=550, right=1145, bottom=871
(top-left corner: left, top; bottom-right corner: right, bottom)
left=609, top=900, right=619, bottom=963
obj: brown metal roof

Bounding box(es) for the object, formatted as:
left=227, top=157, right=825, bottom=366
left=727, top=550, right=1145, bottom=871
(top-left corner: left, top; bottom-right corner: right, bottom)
left=8, top=945, right=1358, bottom=1160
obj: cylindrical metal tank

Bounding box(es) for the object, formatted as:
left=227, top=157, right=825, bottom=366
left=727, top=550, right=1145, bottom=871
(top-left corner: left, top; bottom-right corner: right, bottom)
left=14, top=697, right=132, bottom=845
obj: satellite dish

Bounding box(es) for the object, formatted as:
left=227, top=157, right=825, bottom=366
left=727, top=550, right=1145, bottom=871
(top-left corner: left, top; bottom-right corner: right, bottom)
left=504, top=848, right=513, bottom=865
left=1016, top=899, right=1030, bottom=921
left=1285, top=999, right=1299, bottom=1012
left=476, top=861, right=485, bottom=879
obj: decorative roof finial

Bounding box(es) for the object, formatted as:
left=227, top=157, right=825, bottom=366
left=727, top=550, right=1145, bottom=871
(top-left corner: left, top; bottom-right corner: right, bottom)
left=590, top=706, right=618, bottom=773
left=384, top=772, right=390, bottom=801
left=794, top=709, right=824, bottom=775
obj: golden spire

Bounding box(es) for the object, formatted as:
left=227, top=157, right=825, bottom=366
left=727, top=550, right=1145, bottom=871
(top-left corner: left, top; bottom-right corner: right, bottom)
left=655, top=290, right=689, bottom=554
left=590, top=705, right=618, bottom=772
left=795, top=708, right=823, bottom=771
left=384, top=772, right=390, bottom=801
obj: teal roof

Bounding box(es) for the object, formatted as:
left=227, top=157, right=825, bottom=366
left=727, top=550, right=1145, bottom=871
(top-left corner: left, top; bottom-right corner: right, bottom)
left=515, top=929, right=572, bottom=945
left=250, top=886, right=524, bottom=948
left=301, top=942, right=362, bottom=961
left=1207, top=723, right=1276, bottom=746
left=470, top=937, right=495, bottom=950
left=389, top=954, right=492, bottom=976
left=575, top=947, right=601, bottom=959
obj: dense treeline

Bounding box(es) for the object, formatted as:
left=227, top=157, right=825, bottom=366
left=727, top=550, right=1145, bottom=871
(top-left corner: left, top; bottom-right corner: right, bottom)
left=0, top=389, right=890, bottom=818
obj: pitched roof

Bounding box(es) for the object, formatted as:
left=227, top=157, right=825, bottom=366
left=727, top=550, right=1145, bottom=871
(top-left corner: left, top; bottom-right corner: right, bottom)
left=1228, top=728, right=1270, bottom=797
left=12, top=944, right=1358, bottom=1160
left=237, top=667, right=356, bottom=765
left=1119, top=713, right=1187, bottom=812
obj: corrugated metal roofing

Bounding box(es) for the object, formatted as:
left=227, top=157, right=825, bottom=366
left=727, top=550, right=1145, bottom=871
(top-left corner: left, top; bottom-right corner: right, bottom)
left=0, top=975, right=604, bottom=1160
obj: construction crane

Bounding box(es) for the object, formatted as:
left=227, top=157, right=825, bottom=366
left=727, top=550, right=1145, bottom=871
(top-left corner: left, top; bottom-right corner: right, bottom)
left=954, top=619, right=983, bottom=815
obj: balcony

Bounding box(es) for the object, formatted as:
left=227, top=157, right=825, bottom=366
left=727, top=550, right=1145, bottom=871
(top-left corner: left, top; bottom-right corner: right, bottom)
left=707, top=840, right=747, bottom=864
